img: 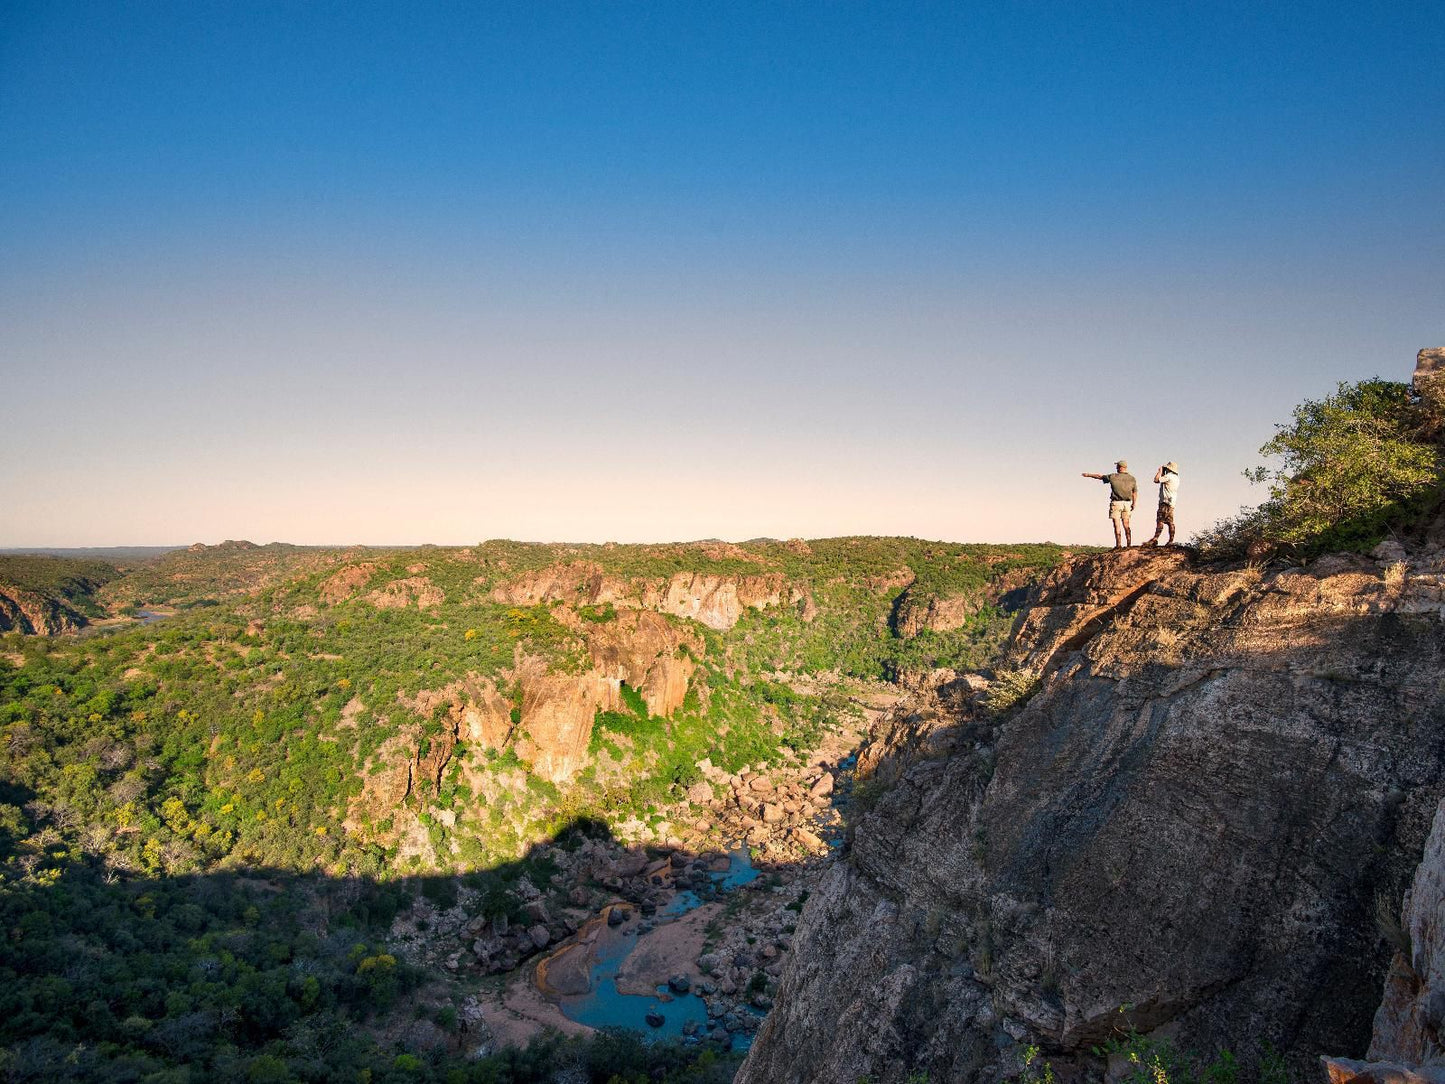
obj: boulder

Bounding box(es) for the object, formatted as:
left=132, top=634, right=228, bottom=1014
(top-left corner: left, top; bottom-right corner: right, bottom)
left=687, top=781, right=714, bottom=804
left=793, top=828, right=824, bottom=851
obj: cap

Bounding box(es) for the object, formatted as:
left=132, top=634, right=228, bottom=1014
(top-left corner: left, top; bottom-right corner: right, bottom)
left=1116, top=460, right=1128, bottom=470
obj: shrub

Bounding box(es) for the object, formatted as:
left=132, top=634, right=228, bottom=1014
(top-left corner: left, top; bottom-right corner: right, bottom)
left=985, top=668, right=1040, bottom=715
left=1199, top=378, right=1442, bottom=558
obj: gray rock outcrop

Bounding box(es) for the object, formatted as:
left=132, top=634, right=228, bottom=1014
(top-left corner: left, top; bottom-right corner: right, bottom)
left=738, top=548, right=1445, bottom=1084
left=1324, top=793, right=1445, bottom=1083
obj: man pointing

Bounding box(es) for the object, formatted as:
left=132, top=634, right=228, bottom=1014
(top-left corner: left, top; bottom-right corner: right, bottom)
left=1081, top=460, right=1138, bottom=549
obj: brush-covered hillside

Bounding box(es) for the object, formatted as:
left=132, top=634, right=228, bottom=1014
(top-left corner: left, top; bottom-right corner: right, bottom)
left=0, top=536, right=1077, bottom=1082
left=2, top=537, right=1074, bottom=876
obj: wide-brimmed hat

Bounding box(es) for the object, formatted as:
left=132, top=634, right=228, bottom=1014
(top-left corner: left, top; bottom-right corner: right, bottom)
left=1165, top=461, right=1179, bottom=472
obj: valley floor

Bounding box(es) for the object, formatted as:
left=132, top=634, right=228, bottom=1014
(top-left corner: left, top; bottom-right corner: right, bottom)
left=383, top=698, right=888, bottom=1057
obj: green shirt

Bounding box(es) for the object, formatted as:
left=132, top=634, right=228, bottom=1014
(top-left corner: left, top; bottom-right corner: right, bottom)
left=1103, top=472, right=1137, bottom=501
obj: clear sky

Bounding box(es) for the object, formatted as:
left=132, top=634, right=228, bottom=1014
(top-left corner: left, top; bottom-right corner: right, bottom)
left=2, top=1, right=1442, bottom=547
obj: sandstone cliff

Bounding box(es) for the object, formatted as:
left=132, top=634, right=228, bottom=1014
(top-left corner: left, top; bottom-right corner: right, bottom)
left=349, top=606, right=710, bottom=815
left=0, top=586, right=90, bottom=635
left=890, top=567, right=1036, bottom=640
left=583, top=608, right=701, bottom=718
left=739, top=547, right=1445, bottom=1084
left=490, top=561, right=811, bottom=630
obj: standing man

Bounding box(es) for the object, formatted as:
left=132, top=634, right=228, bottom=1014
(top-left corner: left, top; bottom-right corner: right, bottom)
left=1081, top=460, right=1138, bottom=548
left=1144, top=462, right=1181, bottom=546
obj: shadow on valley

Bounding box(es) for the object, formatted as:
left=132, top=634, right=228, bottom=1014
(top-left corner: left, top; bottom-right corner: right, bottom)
left=0, top=814, right=802, bottom=1084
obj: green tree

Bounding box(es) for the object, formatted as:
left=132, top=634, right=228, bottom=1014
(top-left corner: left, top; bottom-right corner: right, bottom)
left=1202, top=378, right=1441, bottom=555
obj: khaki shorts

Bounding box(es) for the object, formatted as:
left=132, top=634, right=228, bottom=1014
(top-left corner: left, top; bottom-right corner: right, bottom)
left=1109, top=500, right=1133, bottom=524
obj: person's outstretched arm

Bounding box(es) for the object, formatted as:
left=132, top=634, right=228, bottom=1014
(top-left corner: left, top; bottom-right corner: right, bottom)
left=1082, top=472, right=1104, bottom=480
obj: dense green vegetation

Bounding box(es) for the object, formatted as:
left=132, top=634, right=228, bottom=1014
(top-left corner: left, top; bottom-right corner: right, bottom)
left=1198, top=378, right=1444, bottom=558
left=0, top=538, right=1074, bottom=876
left=0, top=844, right=740, bottom=1082
left=0, top=536, right=1075, bottom=1079
left=100, top=542, right=343, bottom=611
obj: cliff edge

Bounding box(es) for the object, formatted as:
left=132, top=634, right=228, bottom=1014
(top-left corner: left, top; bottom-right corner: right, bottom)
left=737, top=545, right=1445, bottom=1083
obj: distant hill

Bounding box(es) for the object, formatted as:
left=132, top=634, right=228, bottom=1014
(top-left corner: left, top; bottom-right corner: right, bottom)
left=99, top=540, right=349, bottom=610
left=0, top=545, right=184, bottom=562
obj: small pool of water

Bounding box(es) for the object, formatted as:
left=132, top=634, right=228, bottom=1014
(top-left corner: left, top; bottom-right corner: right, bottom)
left=559, top=930, right=712, bottom=1037
left=557, top=849, right=760, bottom=1044
left=660, top=847, right=760, bottom=916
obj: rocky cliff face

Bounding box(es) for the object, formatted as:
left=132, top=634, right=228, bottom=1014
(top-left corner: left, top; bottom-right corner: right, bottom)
left=1322, top=794, right=1445, bottom=1084
left=1368, top=796, right=1445, bottom=1067
left=490, top=561, right=811, bottom=630
left=890, top=568, right=1035, bottom=641
left=348, top=605, right=710, bottom=807
left=738, top=547, right=1445, bottom=1084
left=0, top=586, right=89, bottom=635
left=583, top=608, right=700, bottom=718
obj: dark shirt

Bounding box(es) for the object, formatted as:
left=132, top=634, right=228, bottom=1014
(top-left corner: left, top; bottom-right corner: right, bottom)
left=1103, top=472, right=1137, bottom=502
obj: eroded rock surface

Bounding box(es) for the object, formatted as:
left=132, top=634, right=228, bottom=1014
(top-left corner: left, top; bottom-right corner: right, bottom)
left=367, top=575, right=444, bottom=610
left=1371, top=798, right=1445, bottom=1066
left=0, top=587, right=88, bottom=635
left=512, top=656, right=617, bottom=784
left=585, top=609, right=701, bottom=717
left=490, top=562, right=808, bottom=630
left=738, top=548, right=1445, bottom=1084
left=319, top=562, right=377, bottom=604
left=1324, top=795, right=1445, bottom=1083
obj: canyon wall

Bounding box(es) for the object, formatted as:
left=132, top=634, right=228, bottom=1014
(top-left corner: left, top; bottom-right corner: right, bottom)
left=0, top=586, right=89, bottom=635
left=739, top=547, right=1445, bottom=1083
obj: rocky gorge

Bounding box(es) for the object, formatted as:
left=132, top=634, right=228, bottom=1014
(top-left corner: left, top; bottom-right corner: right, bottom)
left=377, top=704, right=877, bottom=1053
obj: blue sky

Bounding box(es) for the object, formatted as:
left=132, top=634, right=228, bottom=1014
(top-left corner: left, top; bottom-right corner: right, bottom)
left=2, top=1, right=1442, bottom=545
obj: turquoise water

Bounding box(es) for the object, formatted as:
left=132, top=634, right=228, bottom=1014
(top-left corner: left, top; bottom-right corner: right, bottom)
left=660, top=848, right=760, bottom=916
left=558, top=928, right=711, bottom=1037
left=556, top=849, right=759, bottom=1044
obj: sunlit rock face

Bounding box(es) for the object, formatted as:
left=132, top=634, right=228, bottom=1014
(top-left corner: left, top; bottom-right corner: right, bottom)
left=0, top=587, right=88, bottom=634
left=739, top=547, right=1445, bottom=1084
left=491, top=561, right=803, bottom=631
